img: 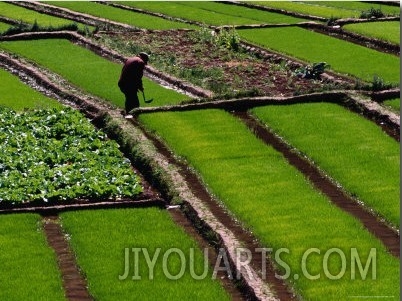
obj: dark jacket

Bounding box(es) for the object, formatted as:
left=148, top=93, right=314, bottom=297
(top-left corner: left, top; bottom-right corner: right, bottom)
left=118, top=56, right=146, bottom=94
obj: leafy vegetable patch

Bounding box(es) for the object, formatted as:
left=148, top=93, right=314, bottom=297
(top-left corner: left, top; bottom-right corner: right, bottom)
left=0, top=107, right=142, bottom=204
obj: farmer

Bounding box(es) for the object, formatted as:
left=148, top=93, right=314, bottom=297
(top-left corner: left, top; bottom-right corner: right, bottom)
left=118, top=52, right=149, bottom=114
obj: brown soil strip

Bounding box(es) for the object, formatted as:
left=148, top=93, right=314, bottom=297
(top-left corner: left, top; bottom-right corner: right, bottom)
left=370, top=88, right=400, bottom=102
left=42, top=215, right=93, bottom=301
left=233, top=111, right=399, bottom=258
left=130, top=117, right=297, bottom=301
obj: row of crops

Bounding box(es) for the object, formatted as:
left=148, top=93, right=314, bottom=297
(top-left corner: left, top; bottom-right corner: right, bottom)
left=0, top=1, right=399, bottom=300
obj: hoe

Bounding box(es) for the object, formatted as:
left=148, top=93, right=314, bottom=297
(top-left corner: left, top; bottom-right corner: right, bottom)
left=142, top=91, right=153, bottom=103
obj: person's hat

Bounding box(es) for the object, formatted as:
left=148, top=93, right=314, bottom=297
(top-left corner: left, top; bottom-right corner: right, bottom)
left=139, top=52, right=149, bottom=63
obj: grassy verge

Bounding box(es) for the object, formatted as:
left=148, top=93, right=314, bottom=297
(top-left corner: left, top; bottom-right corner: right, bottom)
left=239, top=27, right=400, bottom=84
left=0, top=39, right=190, bottom=108
left=251, top=102, right=399, bottom=228
left=306, top=1, right=399, bottom=16
left=138, top=109, right=399, bottom=300
left=249, top=1, right=357, bottom=19
left=116, top=1, right=306, bottom=25
left=250, top=1, right=399, bottom=19
left=0, top=2, right=90, bottom=31
left=0, top=67, right=62, bottom=111
left=42, top=1, right=197, bottom=30
left=343, top=21, right=400, bottom=45
left=383, top=98, right=400, bottom=112
left=0, top=22, right=11, bottom=33
left=60, top=208, right=230, bottom=300
left=0, top=214, right=65, bottom=300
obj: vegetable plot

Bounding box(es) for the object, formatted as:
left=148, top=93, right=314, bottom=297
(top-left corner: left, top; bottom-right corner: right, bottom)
left=0, top=108, right=142, bottom=203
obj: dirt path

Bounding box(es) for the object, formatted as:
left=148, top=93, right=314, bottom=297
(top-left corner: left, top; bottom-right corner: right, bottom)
left=232, top=111, right=399, bottom=258
left=42, top=215, right=93, bottom=301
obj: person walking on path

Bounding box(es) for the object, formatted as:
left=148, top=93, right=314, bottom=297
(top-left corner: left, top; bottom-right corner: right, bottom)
left=118, top=52, right=149, bottom=114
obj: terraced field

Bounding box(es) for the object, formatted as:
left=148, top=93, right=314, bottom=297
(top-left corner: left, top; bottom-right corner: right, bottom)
left=0, top=1, right=399, bottom=301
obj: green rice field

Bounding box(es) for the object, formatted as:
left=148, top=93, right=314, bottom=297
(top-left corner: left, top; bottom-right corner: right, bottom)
left=0, top=214, right=65, bottom=301
left=0, top=39, right=190, bottom=108
left=0, top=1, right=399, bottom=300
left=138, top=109, right=399, bottom=300
left=116, top=1, right=307, bottom=25
left=383, top=98, right=400, bottom=112
left=43, top=1, right=197, bottom=30
left=60, top=208, right=230, bottom=300
left=0, top=21, right=11, bottom=33
left=239, top=26, right=400, bottom=84
left=251, top=102, right=400, bottom=228
left=250, top=1, right=399, bottom=19
left=344, top=21, right=400, bottom=44
left=0, top=2, right=89, bottom=31
left=0, top=67, right=62, bottom=111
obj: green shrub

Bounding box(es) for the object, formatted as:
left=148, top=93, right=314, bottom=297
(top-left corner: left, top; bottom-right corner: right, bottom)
left=295, top=62, right=331, bottom=79
left=1, top=19, right=80, bottom=36
left=360, top=7, right=384, bottom=19
left=216, top=27, right=240, bottom=51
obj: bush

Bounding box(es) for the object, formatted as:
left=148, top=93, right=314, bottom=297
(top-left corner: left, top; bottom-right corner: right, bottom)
left=360, top=7, right=384, bottom=19
left=295, top=62, right=330, bottom=79
left=1, top=20, right=79, bottom=36
left=216, top=27, right=240, bottom=51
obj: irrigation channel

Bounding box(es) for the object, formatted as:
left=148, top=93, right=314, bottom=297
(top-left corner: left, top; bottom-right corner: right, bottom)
left=0, top=3, right=399, bottom=300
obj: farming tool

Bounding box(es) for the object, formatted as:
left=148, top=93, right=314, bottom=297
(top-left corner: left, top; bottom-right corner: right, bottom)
left=142, top=91, right=153, bottom=103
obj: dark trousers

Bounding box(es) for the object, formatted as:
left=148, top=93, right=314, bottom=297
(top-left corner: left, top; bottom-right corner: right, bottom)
left=124, top=92, right=140, bottom=114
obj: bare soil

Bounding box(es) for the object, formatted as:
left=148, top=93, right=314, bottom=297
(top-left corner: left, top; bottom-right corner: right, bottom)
left=99, top=30, right=351, bottom=98
left=42, top=215, right=93, bottom=301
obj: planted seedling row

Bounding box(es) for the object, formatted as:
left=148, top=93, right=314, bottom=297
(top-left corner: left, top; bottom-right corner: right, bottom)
left=239, top=27, right=399, bottom=85
left=138, top=109, right=399, bottom=300
left=0, top=38, right=191, bottom=108
left=251, top=102, right=400, bottom=228
left=37, top=1, right=197, bottom=30
left=0, top=2, right=91, bottom=33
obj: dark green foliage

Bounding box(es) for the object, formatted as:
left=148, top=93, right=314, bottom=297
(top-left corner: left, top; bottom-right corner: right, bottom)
left=295, top=62, right=330, bottom=79
left=360, top=7, right=384, bottom=19
left=0, top=107, right=142, bottom=203
left=1, top=20, right=79, bottom=36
